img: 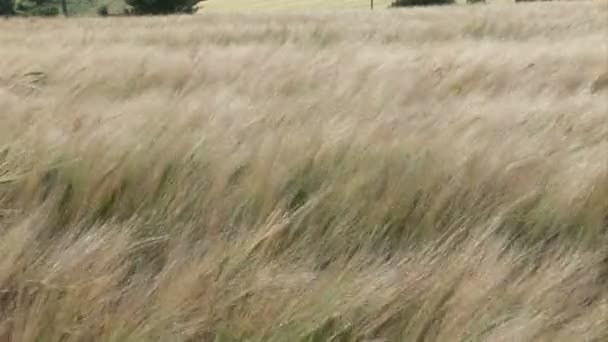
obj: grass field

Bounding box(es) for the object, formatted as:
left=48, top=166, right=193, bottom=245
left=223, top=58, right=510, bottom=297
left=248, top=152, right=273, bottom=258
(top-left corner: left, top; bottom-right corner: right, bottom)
left=197, top=0, right=395, bottom=11
left=1, top=1, right=608, bottom=341
left=194, top=0, right=520, bottom=11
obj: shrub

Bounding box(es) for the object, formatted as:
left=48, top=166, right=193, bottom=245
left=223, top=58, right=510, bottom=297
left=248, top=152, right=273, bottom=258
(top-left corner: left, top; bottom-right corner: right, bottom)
left=391, top=0, right=453, bottom=6
left=10, top=0, right=62, bottom=16
left=125, top=0, right=198, bottom=15
left=0, top=0, right=14, bottom=15
left=97, top=4, right=108, bottom=16
left=29, top=5, right=58, bottom=15
left=14, top=0, right=26, bottom=11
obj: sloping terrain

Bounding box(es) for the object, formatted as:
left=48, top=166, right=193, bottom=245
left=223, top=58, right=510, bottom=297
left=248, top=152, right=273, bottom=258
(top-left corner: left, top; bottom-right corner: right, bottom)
left=197, top=0, right=394, bottom=11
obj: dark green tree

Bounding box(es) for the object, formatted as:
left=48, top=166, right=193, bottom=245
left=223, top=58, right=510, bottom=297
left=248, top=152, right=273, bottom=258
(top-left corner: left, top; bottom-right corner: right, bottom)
left=125, top=0, right=198, bottom=14
left=60, top=0, right=67, bottom=16
left=0, top=0, right=14, bottom=15
left=391, top=0, right=453, bottom=7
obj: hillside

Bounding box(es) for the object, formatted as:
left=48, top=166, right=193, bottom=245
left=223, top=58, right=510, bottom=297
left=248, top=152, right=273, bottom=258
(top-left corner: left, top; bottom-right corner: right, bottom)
left=196, top=0, right=394, bottom=11
left=194, top=0, right=520, bottom=11
left=1, top=1, right=607, bottom=340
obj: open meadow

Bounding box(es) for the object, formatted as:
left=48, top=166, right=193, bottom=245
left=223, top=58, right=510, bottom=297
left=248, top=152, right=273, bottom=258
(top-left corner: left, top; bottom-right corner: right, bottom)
left=196, top=0, right=395, bottom=11
left=1, top=1, right=608, bottom=340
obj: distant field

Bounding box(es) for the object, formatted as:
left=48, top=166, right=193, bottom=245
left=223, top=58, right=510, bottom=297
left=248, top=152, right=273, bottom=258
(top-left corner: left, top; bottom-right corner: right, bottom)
left=195, top=0, right=517, bottom=11
left=1, top=1, right=607, bottom=341
left=197, top=0, right=394, bottom=11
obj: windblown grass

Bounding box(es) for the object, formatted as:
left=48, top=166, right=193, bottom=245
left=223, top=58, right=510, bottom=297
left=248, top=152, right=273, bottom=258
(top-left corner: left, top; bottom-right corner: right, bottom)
left=196, top=0, right=394, bottom=12
left=0, top=1, right=607, bottom=340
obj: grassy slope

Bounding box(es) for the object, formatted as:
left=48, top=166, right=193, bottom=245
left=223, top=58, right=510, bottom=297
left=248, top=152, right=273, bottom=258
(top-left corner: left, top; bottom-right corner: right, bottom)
left=36, top=0, right=392, bottom=16
left=195, top=0, right=516, bottom=12
left=197, top=0, right=395, bottom=11
left=1, top=1, right=608, bottom=341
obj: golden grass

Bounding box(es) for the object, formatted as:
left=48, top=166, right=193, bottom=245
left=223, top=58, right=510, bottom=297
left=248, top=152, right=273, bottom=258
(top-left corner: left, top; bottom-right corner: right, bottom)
left=194, top=0, right=530, bottom=12
left=1, top=1, right=608, bottom=340
left=196, top=0, right=395, bottom=12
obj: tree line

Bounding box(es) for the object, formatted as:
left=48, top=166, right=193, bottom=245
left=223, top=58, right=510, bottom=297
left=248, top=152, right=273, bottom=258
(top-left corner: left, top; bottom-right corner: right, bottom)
left=1, top=0, right=200, bottom=16
left=1, top=0, right=554, bottom=17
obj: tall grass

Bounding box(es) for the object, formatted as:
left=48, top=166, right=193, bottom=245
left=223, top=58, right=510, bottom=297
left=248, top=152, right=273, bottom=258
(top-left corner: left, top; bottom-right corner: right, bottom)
left=0, top=1, right=607, bottom=340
